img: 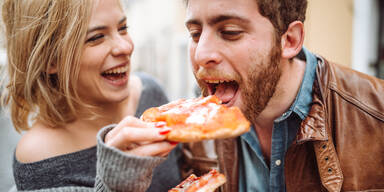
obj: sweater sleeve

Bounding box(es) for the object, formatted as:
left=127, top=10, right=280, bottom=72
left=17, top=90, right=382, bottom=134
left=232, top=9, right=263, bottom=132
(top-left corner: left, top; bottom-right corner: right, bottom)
left=15, top=125, right=166, bottom=192
left=94, top=125, right=166, bottom=192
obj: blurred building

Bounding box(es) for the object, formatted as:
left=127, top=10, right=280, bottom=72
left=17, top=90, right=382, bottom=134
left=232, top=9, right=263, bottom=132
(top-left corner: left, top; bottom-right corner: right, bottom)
left=1, top=0, right=383, bottom=100
left=125, top=0, right=384, bottom=101
left=123, top=0, right=193, bottom=100
left=304, top=0, right=383, bottom=78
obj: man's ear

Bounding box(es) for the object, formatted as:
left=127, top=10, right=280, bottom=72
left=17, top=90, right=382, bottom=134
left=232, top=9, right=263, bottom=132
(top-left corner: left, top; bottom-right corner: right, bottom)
left=280, top=21, right=304, bottom=59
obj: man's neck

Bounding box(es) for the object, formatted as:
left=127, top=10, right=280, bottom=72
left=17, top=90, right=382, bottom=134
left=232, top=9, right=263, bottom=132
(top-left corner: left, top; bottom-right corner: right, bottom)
left=252, top=58, right=307, bottom=166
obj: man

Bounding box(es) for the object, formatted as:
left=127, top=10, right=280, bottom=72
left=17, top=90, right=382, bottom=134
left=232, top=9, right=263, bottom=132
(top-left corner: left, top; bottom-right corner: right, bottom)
left=180, top=0, right=384, bottom=191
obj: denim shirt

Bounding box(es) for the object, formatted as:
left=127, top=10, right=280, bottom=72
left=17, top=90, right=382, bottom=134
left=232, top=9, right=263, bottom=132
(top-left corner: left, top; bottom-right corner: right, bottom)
left=238, top=48, right=318, bottom=192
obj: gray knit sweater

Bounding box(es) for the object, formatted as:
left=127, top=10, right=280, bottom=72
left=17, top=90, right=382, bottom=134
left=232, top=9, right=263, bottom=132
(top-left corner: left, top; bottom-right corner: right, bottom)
left=12, top=73, right=181, bottom=192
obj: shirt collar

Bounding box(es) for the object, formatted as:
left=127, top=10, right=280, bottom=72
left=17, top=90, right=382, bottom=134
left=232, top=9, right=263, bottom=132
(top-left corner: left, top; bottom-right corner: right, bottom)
left=274, top=47, right=318, bottom=122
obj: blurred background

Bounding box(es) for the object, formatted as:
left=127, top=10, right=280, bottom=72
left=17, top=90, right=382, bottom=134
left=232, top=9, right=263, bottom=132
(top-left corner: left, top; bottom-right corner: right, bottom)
left=1, top=0, right=384, bottom=190
left=123, top=0, right=384, bottom=101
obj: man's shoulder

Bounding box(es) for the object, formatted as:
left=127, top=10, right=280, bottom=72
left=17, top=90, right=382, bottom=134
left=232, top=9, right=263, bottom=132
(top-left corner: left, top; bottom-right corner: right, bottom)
left=316, top=58, right=384, bottom=119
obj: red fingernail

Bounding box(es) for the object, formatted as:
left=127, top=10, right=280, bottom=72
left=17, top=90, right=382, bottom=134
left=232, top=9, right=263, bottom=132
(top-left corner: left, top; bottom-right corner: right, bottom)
left=155, top=122, right=166, bottom=128
left=169, top=141, right=179, bottom=145
left=159, top=128, right=171, bottom=135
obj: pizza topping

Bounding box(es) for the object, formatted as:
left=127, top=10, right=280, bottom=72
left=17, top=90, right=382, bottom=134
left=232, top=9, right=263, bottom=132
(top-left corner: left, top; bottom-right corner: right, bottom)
left=168, top=169, right=226, bottom=192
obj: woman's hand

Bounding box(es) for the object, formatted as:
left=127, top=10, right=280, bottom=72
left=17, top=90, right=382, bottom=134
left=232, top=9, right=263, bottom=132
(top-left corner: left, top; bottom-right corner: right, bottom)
left=105, top=116, right=177, bottom=157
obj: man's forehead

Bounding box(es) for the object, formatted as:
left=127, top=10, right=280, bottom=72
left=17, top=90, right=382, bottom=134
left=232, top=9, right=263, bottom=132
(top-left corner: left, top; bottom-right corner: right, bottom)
left=185, top=0, right=259, bottom=26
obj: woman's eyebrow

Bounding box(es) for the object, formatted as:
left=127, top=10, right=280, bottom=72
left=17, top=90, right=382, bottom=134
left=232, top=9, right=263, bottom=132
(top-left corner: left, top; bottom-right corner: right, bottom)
left=87, top=16, right=127, bottom=33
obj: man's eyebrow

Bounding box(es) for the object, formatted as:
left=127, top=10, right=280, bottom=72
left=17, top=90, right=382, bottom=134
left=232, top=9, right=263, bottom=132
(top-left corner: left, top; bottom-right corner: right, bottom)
left=185, top=19, right=201, bottom=27
left=185, top=14, right=250, bottom=27
left=87, top=17, right=127, bottom=33
left=208, top=15, right=250, bottom=25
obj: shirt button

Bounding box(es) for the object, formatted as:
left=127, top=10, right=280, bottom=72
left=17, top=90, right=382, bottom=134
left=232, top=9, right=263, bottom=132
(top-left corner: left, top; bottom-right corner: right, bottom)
left=275, top=159, right=281, bottom=166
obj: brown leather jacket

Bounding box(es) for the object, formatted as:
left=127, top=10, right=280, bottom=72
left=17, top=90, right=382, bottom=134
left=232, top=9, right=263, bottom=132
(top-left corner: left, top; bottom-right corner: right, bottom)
left=180, top=57, right=384, bottom=192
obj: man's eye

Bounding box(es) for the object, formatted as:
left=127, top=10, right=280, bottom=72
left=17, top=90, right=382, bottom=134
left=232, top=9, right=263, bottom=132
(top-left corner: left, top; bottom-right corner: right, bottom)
left=221, top=30, right=243, bottom=40
left=86, top=34, right=104, bottom=43
left=189, top=31, right=201, bottom=42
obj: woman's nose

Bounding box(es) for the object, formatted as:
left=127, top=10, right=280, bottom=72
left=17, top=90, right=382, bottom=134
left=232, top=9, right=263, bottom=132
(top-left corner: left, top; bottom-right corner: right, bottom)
left=111, top=34, right=134, bottom=57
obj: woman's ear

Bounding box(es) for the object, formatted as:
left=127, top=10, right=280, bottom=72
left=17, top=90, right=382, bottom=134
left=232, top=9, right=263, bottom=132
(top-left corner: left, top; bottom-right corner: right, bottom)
left=280, top=21, right=304, bottom=59
left=47, top=65, right=57, bottom=74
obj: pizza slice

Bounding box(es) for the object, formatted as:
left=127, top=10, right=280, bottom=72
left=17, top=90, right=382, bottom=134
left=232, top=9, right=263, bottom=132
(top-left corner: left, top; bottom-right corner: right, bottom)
left=168, top=169, right=226, bottom=192
left=141, top=95, right=250, bottom=142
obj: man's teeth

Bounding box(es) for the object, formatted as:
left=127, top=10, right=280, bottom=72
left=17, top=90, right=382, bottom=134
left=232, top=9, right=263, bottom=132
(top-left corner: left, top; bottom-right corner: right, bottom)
left=103, top=65, right=129, bottom=74
left=205, top=79, right=231, bottom=84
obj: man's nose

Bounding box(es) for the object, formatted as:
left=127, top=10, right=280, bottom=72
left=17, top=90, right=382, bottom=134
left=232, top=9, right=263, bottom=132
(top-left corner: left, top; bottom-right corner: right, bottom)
left=193, top=33, right=222, bottom=68
left=111, top=35, right=134, bottom=57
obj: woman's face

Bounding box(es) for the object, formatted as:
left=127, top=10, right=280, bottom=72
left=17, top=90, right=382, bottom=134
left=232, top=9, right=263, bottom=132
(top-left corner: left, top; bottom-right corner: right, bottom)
left=78, top=0, right=134, bottom=106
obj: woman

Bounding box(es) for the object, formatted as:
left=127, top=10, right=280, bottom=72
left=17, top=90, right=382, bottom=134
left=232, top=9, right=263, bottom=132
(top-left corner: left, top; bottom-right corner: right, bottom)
left=1, top=0, right=180, bottom=191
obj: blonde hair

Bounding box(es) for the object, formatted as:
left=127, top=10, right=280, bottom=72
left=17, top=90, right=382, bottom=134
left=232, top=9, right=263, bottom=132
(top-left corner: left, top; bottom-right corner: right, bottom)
left=1, top=0, right=94, bottom=131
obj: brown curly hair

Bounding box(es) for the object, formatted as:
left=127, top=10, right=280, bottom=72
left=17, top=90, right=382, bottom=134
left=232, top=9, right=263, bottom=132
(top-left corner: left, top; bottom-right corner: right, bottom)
left=184, top=0, right=308, bottom=36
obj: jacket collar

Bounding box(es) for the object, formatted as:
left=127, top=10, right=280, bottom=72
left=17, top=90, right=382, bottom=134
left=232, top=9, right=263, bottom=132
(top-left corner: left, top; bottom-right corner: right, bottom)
left=296, top=56, right=328, bottom=143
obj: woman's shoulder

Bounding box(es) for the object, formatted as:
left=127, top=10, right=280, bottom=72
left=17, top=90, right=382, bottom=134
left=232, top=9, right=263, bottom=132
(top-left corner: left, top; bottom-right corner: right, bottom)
left=133, top=72, right=169, bottom=117
left=135, top=72, right=167, bottom=99
left=15, top=123, right=74, bottom=163
left=135, top=72, right=163, bottom=91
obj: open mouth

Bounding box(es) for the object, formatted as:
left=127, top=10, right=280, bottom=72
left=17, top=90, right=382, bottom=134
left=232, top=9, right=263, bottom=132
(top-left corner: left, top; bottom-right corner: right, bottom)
left=101, top=65, right=129, bottom=81
left=205, top=79, right=239, bottom=104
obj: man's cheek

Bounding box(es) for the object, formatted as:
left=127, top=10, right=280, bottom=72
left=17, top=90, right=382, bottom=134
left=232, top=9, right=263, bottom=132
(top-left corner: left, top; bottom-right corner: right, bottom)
left=196, top=81, right=208, bottom=97
left=236, top=94, right=246, bottom=112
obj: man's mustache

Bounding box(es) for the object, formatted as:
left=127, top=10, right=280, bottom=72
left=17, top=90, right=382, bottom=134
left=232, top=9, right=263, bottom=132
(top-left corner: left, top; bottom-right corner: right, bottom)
left=195, top=68, right=241, bottom=82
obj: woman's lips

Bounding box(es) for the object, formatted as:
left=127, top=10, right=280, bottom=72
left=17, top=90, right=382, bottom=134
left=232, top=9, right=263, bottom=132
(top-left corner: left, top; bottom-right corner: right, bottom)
left=101, top=63, right=130, bottom=86
left=102, top=71, right=129, bottom=86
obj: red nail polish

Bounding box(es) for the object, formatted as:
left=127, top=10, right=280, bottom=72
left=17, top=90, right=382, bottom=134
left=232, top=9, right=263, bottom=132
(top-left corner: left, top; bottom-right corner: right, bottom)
left=159, top=129, right=171, bottom=135
left=169, top=141, right=179, bottom=145
left=155, top=122, right=166, bottom=128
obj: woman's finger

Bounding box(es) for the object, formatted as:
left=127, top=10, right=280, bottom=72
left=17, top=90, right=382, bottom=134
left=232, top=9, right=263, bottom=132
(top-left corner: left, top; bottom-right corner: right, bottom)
left=126, top=141, right=177, bottom=157
left=158, top=148, right=175, bottom=157
left=107, top=116, right=150, bottom=140
left=105, top=127, right=167, bottom=150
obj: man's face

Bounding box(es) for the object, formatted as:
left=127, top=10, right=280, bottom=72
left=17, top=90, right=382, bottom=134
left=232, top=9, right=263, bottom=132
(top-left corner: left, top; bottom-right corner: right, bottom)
left=186, top=0, right=282, bottom=121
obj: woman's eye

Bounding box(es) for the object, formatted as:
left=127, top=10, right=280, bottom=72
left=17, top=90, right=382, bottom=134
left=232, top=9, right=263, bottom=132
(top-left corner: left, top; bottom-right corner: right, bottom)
left=86, top=34, right=104, bottom=43
left=119, top=25, right=128, bottom=33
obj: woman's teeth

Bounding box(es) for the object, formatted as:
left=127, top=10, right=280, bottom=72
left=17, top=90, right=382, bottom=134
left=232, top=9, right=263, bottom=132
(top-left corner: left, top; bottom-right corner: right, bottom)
left=103, top=65, right=129, bottom=75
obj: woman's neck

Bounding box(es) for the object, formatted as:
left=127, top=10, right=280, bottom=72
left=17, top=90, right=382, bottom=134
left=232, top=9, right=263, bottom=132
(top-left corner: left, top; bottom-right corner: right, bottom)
left=63, top=74, right=142, bottom=141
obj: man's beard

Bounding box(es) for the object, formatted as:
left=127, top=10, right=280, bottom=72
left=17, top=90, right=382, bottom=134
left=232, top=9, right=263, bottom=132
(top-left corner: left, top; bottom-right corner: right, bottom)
left=194, top=41, right=282, bottom=124
left=241, top=44, right=282, bottom=123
